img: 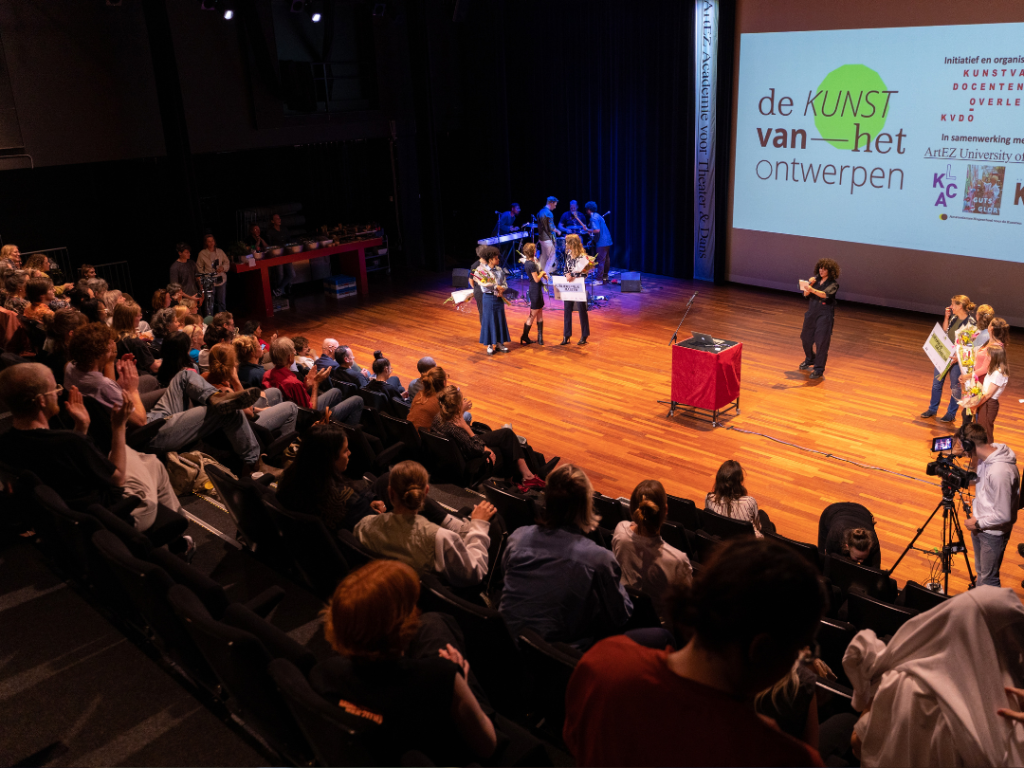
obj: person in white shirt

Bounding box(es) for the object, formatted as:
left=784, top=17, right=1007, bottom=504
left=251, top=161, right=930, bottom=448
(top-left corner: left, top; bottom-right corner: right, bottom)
left=612, top=479, right=692, bottom=625
left=355, top=460, right=496, bottom=588
left=958, top=422, right=1019, bottom=587
left=960, top=345, right=1008, bottom=443
left=196, top=234, right=229, bottom=315
left=845, top=587, right=1024, bottom=767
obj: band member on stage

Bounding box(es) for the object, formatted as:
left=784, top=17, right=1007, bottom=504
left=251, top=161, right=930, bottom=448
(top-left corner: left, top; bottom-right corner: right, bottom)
left=196, top=234, right=229, bottom=315
left=476, top=247, right=511, bottom=355
left=585, top=202, right=613, bottom=283
left=798, top=258, right=840, bottom=380
left=558, top=200, right=588, bottom=233
left=561, top=234, right=593, bottom=346
left=498, top=203, right=521, bottom=235
left=537, top=196, right=561, bottom=286
left=520, top=242, right=546, bottom=346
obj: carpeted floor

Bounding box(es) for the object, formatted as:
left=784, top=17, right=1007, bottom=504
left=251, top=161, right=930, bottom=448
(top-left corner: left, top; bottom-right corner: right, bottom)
left=0, top=539, right=266, bottom=768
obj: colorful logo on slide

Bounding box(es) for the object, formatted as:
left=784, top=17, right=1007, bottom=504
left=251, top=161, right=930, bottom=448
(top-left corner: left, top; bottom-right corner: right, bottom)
left=812, top=65, right=889, bottom=150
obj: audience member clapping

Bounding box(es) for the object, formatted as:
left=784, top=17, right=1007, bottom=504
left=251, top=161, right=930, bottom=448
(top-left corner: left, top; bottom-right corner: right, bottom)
left=563, top=537, right=826, bottom=766
left=705, top=459, right=764, bottom=537
left=311, top=560, right=498, bottom=764
left=612, top=479, right=693, bottom=625
left=355, top=460, right=496, bottom=587
left=499, top=464, right=632, bottom=646
left=263, top=336, right=363, bottom=426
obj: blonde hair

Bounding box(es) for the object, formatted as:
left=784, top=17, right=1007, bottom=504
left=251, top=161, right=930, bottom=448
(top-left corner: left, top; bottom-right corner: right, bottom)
left=173, top=304, right=191, bottom=324
left=436, top=384, right=464, bottom=423
left=112, top=300, right=142, bottom=337
left=565, top=234, right=586, bottom=259
left=755, top=649, right=810, bottom=713
left=975, top=304, right=995, bottom=330
left=951, top=294, right=976, bottom=314
left=207, top=342, right=237, bottom=386
left=389, top=461, right=429, bottom=513
left=233, top=334, right=261, bottom=363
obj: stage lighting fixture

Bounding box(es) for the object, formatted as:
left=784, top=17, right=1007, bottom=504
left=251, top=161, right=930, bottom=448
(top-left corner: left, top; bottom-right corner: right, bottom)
left=223, top=9, right=233, bottom=19
left=311, top=12, right=321, bottom=22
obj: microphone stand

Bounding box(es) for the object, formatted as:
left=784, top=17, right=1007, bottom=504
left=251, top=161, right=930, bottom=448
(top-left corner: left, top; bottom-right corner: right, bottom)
left=668, top=292, right=698, bottom=345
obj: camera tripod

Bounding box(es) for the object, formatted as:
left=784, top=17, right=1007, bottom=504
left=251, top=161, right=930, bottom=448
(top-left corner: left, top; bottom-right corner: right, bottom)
left=888, top=485, right=976, bottom=595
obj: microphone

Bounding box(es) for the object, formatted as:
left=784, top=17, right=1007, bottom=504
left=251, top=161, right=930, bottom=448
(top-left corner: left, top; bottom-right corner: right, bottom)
left=687, top=291, right=698, bottom=306
left=603, top=210, right=611, bottom=217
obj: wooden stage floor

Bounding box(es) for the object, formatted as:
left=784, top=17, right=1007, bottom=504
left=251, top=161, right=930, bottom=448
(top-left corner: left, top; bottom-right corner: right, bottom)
left=267, top=271, right=1024, bottom=600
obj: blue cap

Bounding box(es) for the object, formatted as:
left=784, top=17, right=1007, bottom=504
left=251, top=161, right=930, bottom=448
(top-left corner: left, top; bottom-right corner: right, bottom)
left=546, top=196, right=559, bottom=203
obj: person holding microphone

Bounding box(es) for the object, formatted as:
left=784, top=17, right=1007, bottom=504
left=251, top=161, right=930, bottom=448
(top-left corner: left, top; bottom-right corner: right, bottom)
left=797, top=259, right=840, bottom=380
left=920, top=294, right=975, bottom=423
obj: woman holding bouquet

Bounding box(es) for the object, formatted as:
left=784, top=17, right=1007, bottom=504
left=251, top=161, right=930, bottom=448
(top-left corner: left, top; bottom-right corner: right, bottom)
left=920, top=294, right=975, bottom=423
left=520, top=242, right=546, bottom=345
left=959, top=345, right=1009, bottom=441
left=560, top=234, right=594, bottom=346
left=476, top=246, right=511, bottom=355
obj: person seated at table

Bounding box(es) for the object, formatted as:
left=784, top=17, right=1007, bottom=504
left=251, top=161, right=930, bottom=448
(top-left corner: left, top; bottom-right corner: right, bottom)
left=263, top=336, right=363, bottom=426
left=355, top=460, right=496, bottom=587
left=366, top=354, right=407, bottom=402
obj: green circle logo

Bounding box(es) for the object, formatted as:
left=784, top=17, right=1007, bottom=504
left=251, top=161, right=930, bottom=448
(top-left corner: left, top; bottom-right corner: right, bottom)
left=813, top=65, right=888, bottom=150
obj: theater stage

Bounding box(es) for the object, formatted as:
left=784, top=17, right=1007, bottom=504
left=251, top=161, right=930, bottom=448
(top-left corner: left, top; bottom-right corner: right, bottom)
left=268, top=270, right=1024, bottom=599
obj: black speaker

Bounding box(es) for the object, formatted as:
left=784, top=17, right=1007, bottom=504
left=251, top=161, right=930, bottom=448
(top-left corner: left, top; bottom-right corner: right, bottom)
left=621, top=272, right=642, bottom=292
left=452, top=268, right=471, bottom=287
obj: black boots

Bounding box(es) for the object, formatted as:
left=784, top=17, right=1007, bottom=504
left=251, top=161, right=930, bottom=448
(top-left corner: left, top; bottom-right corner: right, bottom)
left=521, top=323, right=533, bottom=345
left=537, top=322, right=544, bottom=345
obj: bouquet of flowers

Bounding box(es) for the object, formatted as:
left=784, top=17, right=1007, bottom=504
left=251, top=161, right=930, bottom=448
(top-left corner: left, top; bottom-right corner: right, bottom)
left=472, top=265, right=513, bottom=306
left=959, top=377, right=984, bottom=416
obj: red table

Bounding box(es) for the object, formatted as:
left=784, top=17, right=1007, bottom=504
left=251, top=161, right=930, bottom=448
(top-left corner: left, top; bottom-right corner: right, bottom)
left=665, top=340, right=742, bottom=425
left=231, top=237, right=383, bottom=318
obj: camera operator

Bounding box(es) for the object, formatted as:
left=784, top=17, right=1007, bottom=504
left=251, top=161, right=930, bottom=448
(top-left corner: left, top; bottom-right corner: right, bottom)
left=957, top=423, right=1019, bottom=587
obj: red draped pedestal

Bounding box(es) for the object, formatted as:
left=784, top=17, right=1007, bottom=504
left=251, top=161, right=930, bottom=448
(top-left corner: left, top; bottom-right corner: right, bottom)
left=668, top=341, right=742, bottom=424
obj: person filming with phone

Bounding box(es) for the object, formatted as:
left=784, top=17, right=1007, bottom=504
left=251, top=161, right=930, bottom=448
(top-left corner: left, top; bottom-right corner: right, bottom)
left=956, top=422, right=1019, bottom=588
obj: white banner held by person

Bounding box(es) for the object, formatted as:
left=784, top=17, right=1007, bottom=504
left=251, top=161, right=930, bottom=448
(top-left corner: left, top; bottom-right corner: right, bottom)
left=923, top=322, right=955, bottom=373
left=552, top=276, right=587, bottom=303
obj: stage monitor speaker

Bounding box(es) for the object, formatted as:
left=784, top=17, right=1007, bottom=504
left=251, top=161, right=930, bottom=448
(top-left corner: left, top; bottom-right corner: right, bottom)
left=621, top=272, right=642, bottom=292
left=452, top=268, right=471, bottom=288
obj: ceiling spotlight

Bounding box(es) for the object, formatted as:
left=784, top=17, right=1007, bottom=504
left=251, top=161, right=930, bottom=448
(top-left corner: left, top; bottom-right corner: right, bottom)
left=311, top=12, right=321, bottom=22
left=223, top=9, right=233, bottom=18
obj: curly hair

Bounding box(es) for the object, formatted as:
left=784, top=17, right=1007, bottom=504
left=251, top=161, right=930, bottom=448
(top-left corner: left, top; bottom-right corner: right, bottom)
left=813, top=258, right=841, bottom=280
left=68, top=321, right=115, bottom=369
left=232, top=334, right=261, bottom=363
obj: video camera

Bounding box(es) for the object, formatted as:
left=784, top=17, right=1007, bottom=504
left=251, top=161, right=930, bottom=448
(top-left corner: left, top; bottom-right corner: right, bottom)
left=927, top=435, right=976, bottom=493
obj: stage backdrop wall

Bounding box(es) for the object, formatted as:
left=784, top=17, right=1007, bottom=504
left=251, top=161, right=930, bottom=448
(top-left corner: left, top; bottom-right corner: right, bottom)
left=726, top=0, right=1024, bottom=325
left=437, top=0, right=697, bottom=278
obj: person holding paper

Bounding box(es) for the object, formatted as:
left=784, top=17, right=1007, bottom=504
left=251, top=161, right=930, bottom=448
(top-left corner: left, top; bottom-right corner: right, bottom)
left=560, top=235, right=593, bottom=346
left=797, top=258, right=840, bottom=380
left=920, top=295, right=975, bottom=422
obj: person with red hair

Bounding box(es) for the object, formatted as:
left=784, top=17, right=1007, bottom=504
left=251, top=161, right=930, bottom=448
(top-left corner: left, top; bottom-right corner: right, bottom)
left=311, top=560, right=497, bottom=764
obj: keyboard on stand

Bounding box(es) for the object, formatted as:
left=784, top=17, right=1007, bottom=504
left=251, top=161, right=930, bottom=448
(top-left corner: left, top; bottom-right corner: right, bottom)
left=476, top=231, right=531, bottom=247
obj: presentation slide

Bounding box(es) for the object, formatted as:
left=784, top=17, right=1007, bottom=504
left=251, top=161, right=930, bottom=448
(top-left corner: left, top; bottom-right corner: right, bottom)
left=726, top=2, right=1024, bottom=325
left=733, top=23, right=1024, bottom=261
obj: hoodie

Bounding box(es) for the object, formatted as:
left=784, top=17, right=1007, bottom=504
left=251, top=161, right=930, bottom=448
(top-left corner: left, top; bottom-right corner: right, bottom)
left=972, top=443, right=1019, bottom=536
